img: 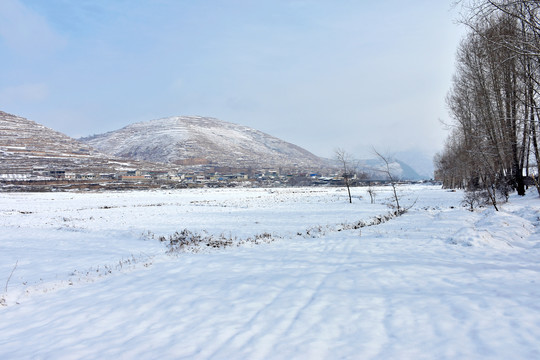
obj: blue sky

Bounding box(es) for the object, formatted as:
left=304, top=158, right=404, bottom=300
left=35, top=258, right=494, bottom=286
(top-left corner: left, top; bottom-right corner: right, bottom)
left=0, top=0, right=465, bottom=160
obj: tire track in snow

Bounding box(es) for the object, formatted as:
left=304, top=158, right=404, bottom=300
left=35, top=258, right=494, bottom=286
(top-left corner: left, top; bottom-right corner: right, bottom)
left=206, top=272, right=331, bottom=359
left=205, top=283, right=291, bottom=358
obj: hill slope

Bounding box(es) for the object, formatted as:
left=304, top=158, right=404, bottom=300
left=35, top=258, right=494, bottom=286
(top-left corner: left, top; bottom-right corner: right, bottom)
left=80, top=116, right=327, bottom=169
left=0, top=111, right=150, bottom=176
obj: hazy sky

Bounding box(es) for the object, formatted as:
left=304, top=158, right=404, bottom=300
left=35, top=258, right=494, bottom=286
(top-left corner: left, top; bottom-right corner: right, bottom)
left=0, top=0, right=465, bottom=160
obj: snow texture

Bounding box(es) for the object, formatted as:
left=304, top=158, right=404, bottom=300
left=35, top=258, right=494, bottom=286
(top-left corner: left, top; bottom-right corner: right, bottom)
left=1, top=185, right=540, bottom=359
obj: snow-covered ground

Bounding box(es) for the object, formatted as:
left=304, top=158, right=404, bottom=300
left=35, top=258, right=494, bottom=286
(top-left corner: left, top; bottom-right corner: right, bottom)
left=1, top=185, right=539, bottom=359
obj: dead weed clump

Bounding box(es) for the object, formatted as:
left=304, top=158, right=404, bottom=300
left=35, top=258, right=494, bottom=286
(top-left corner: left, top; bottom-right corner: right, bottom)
left=157, top=229, right=276, bottom=253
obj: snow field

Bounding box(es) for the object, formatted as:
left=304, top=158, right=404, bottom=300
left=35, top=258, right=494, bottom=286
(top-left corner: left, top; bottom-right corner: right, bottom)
left=1, top=185, right=539, bottom=359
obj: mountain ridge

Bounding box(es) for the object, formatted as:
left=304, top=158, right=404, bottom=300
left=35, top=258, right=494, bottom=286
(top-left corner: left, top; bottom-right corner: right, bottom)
left=80, top=115, right=329, bottom=170
left=1, top=110, right=427, bottom=181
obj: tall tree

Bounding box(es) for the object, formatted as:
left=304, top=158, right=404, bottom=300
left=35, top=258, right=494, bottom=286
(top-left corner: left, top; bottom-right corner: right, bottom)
left=437, top=1, right=540, bottom=197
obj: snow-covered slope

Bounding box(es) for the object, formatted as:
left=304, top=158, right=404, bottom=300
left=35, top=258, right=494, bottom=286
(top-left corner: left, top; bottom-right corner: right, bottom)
left=0, top=111, right=160, bottom=174
left=358, top=157, right=424, bottom=181
left=395, top=149, right=435, bottom=179
left=80, top=116, right=327, bottom=169
left=0, top=111, right=97, bottom=171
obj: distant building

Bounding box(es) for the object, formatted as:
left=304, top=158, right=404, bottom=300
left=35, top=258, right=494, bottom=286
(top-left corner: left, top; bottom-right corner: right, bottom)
left=120, top=175, right=151, bottom=182
left=49, top=170, right=65, bottom=179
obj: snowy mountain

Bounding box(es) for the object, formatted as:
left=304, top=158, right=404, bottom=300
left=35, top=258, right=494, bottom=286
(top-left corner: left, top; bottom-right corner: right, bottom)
left=80, top=116, right=328, bottom=170
left=394, top=159, right=424, bottom=180
left=395, top=149, right=435, bottom=179
left=356, top=158, right=423, bottom=181
left=0, top=111, right=152, bottom=175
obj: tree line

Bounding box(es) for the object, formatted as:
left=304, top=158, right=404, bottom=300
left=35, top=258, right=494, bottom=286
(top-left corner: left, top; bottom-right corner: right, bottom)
left=435, top=0, right=540, bottom=206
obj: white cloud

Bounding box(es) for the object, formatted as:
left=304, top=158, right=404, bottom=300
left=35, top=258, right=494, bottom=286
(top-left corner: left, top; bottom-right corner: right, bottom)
left=0, top=0, right=65, bottom=56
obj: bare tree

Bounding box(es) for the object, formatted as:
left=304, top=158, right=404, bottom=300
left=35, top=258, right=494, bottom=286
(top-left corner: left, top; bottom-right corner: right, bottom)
left=372, top=148, right=402, bottom=213
left=335, top=148, right=356, bottom=203
left=447, top=0, right=540, bottom=197
left=367, top=184, right=376, bottom=204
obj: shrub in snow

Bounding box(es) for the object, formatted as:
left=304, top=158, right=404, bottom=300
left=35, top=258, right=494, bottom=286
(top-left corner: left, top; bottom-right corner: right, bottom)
left=158, top=229, right=276, bottom=253
left=461, top=190, right=483, bottom=211
left=463, top=182, right=510, bottom=212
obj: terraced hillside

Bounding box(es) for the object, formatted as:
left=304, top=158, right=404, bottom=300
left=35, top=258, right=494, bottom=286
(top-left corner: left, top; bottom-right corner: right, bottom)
left=0, top=111, right=153, bottom=176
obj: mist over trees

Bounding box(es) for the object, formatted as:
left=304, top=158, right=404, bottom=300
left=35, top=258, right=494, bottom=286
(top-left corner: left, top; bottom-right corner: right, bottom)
left=435, top=0, right=540, bottom=199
